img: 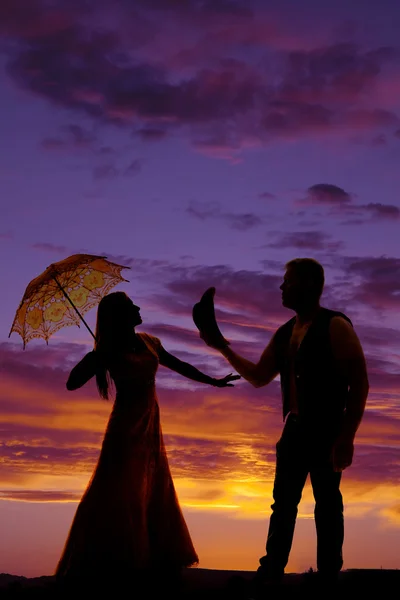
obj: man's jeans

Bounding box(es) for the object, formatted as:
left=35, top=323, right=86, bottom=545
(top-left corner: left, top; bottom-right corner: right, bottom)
left=259, top=413, right=344, bottom=578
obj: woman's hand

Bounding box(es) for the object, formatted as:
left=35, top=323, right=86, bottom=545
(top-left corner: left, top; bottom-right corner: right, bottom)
left=212, top=373, right=241, bottom=387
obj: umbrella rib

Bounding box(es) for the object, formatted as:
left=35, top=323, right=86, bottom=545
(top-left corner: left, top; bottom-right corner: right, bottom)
left=52, top=276, right=96, bottom=340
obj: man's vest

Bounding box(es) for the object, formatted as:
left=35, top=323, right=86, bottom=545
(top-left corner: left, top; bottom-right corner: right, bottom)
left=274, top=307, right=352, bottom=431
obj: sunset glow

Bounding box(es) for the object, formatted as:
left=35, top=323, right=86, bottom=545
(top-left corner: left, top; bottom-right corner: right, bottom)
left=1, top=0, right=400, bottom=579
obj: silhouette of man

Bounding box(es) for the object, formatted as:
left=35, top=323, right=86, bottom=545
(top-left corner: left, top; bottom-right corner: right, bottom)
left=200, top=258, right=369, bottom=587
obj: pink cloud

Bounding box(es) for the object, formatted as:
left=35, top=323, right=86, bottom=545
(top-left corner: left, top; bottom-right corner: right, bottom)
left=259, top=192, right=276, bottom=200
left=265, top=231, right=344, bottom=252
left=137, top=128, right=168, bottom=141
left=31, top=242, right=70, bottom=255
left=0, top=490, right=81, bottom=502
left=186, top=202, right=264, bottom=230
left=363, top=203, right=400, bottom=219
left=363, top=72, right=400, bottom=110
left=344, top=108, right=398, bottom=129
left=338, top=256, right=400, bottom=312
left=302, top=183, right=353, bottom=205
left=2, top=1, right=399, bottom=159
left=296, top=183, right=399, bottom=222
left=0, top=0, right=74, bottom=39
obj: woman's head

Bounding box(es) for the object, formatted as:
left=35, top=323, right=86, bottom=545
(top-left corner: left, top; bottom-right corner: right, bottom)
left=95, top=292, right=141, bottom=345
left=94, top=291, right=142, bottom=399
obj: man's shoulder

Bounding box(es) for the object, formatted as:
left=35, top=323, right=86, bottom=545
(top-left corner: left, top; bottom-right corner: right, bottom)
left=328, top=313, right=365, bottom=358
left=329, top=315, right=356, bottom=340
left=272, top=317, right=296, bottom=348
left=321, top=307, right=353, bottom=327
left=275, top=316, right=296, bottom=335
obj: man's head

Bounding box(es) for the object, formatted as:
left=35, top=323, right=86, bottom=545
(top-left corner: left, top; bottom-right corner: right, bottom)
left=280, top=258, right=325, bottom=312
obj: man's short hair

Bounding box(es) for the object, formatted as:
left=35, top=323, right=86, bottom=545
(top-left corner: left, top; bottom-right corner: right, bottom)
left=285, top=258, right=325, bottom=298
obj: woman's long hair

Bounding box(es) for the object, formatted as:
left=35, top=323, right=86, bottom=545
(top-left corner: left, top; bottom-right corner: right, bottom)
left=94, top=291, right=137, bottom=400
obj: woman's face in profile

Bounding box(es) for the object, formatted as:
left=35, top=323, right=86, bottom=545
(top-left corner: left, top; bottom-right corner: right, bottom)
left=130, top=302, right=142, bottom=327
left=100, top=294, right=142, bottom=328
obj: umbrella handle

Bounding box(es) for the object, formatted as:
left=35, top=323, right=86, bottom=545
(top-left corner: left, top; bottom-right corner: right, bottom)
left=52, top=276, right=96, bottom=341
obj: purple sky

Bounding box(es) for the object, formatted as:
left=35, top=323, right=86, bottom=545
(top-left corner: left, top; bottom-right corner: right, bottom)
left=0, top=0, right=400, bottom=577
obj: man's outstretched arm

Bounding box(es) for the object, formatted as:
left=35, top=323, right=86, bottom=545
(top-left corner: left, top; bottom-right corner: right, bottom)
left=216, top=334, right=279, bottom=388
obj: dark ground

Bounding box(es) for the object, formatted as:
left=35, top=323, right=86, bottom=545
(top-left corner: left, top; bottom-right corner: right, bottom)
left=0, top=568, right=399, bottom=598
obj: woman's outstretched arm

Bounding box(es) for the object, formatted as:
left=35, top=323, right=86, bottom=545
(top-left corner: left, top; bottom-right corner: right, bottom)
left=66, top=351, right=97, bottom=390
left=158, top=346, right=240, bottom=387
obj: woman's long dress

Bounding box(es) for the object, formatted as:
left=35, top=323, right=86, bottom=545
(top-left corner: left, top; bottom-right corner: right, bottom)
left=55, top=333, right=198, bottom=582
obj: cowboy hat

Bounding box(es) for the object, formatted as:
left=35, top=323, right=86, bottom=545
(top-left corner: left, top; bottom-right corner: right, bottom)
left=192, top=287, right=230, bottom=349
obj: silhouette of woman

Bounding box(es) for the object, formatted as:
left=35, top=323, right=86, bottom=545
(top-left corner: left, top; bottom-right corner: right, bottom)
left=55, top=291, right=239, bottom=591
